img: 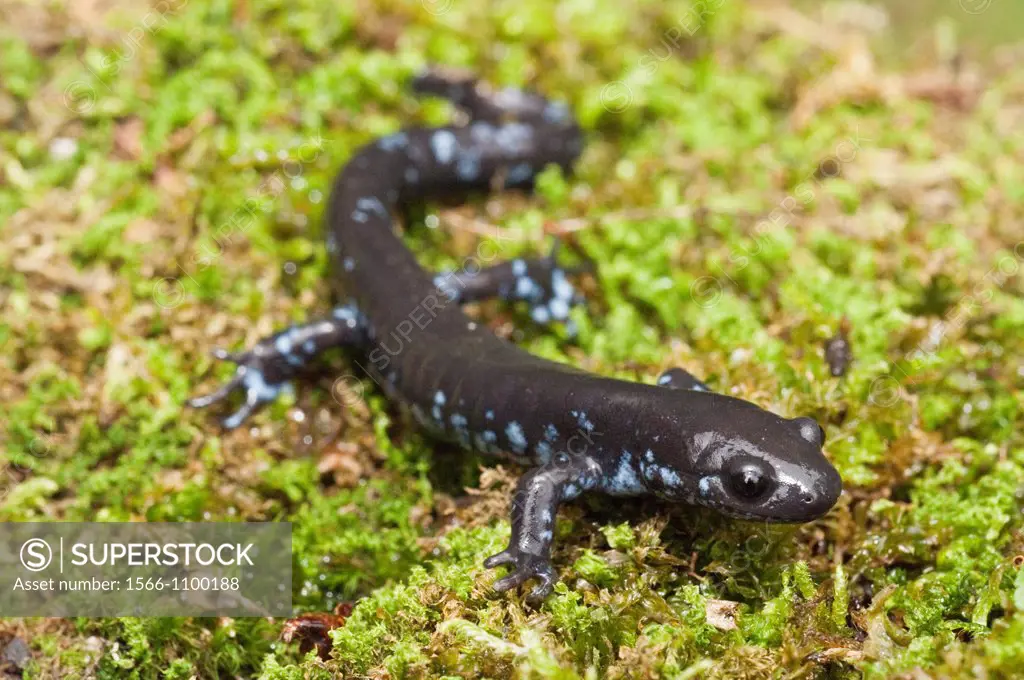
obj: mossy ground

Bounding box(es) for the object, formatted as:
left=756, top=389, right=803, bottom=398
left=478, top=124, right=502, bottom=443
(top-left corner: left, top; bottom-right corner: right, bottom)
left=2, top=1, right=1023, bottom=678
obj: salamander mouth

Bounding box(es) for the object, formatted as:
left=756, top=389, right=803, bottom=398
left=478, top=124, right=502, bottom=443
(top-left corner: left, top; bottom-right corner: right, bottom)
left=695, top=472, right=841, bottom=523
left=712, top=505, right=827, bottom=523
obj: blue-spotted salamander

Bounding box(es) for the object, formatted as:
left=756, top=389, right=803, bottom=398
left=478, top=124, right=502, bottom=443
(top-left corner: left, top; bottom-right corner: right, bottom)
left=189, top=70, right=842, bottom=602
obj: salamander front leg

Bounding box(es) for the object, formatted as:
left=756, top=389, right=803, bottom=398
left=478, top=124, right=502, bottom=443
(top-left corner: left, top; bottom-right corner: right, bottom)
left=484, top=453, right=601, bottom=603
left=188, top=304, right=366, bottom=428
left=434, top=240, right=589, bottom=334
left=657, top=367, right=711, bottom=392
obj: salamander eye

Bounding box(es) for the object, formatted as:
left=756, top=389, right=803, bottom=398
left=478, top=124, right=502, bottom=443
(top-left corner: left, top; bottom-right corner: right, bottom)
left=728, top=462, right=772, bottom=500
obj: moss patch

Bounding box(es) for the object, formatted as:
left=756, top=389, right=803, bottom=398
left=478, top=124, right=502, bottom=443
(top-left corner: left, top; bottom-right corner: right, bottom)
left=1, top=0, right=1023, bottom=678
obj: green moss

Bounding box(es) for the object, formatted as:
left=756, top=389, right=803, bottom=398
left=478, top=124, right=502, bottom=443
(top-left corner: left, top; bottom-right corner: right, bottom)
left=329, top=579, right=434, bottom=673
left=3, top=0, right=1024, bottom=677
left=600, top=522, right=636, bottom=551
left=740, top=563, right=814, bottom=647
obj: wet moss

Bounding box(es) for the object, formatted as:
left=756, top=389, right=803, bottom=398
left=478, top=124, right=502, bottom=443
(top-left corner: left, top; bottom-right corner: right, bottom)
left=1, top=0, right=1023, bottom=678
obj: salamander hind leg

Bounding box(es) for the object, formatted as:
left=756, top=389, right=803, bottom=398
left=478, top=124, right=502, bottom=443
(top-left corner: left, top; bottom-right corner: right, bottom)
left=410, top=68, right=570, bottom=125
left=657, top=367, right=711, bottom=392
left=434, top=240, right=588, bottom=335
left=188, top=304, right=367, bottom=429
left=484, top=453, right=601, bottom=603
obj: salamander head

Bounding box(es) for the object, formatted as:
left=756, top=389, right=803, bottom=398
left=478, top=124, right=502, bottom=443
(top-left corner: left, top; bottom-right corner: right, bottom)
left=644, top=400, right=842, bottom=522
left=697, top=413, right=841, bottom=521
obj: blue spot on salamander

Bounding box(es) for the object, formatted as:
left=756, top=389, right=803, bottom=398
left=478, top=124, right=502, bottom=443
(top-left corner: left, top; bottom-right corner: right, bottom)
left=543, top=424, right=558, bottom=442
left=505, top=421, right=527, bottom=453
left=332, top=304, right=360, bottom=329
left=699, top=477, right=712, bottom=497
left=543, top=101, right=570, bottom=124
left=377, top=132, right=408, bottom=151
left=535, top=440, right=553, bottom=463
left=551, top=269, right=574, bottom=302
left=356, top=197, right=388, bottom=218
left=656, top=465, right=682, bottom=488
left=571, top=410, right=594, bottom=432
left=431, top=130, right=457, bottom=164
left=469, top=121, right=495, bottom=143
left=494, top=122, right=533, bottom=155
left=432, top=391, right=446, bottom=422
left=515, top=276, right=539, bottom=300
left=608, top=451, right=644, bottom=495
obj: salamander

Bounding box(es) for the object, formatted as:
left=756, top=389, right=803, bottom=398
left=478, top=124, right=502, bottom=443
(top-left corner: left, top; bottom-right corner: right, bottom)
left=189, top=70, right=843, bottom=602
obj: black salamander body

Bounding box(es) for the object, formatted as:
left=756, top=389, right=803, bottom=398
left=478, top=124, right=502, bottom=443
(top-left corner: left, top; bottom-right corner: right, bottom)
left=190, top=71, right=842, bottom=602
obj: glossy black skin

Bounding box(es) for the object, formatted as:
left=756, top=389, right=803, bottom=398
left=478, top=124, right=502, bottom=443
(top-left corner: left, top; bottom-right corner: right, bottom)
left=189, top=71, right=843, bottom=603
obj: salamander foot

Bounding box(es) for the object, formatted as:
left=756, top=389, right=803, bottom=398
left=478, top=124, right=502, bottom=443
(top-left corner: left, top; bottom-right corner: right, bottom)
left=188, top=306, right=366, bottom=428
left=484, top=547, right=557, bottom=605
left=188, top=346, right=296, bottom=429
